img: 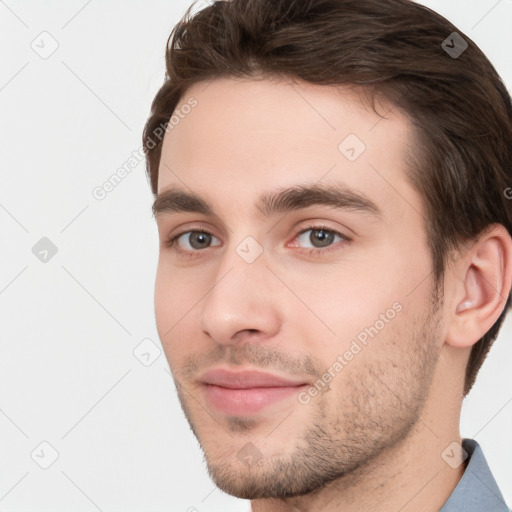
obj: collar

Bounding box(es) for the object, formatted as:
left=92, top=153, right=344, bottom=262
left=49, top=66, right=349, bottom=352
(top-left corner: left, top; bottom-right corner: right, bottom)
left=440, top=438, right=509, bottom=511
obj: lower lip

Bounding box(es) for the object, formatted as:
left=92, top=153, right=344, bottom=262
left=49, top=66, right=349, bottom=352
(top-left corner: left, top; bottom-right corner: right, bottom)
left=202, top=384, right=308, bottom=415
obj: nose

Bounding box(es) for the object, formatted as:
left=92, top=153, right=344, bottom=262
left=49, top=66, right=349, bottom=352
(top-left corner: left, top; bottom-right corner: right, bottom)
left=199, top=242, right=282, bottom=346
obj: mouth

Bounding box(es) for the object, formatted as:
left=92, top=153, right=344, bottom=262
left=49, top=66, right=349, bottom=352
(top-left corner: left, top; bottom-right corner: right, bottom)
left=198, top=368, right=310, bottom=415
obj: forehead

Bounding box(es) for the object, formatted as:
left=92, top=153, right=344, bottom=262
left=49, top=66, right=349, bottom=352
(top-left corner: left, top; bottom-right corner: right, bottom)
left=156, top=76, right=420, bottom=222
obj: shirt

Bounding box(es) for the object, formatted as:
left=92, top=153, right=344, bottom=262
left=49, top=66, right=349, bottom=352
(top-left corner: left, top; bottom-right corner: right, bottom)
left=440, top=437, right=510, bottom=511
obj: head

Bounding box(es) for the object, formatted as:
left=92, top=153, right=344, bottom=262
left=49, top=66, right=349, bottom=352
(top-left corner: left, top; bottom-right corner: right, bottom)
left=143, top=0, right=512, bottom=501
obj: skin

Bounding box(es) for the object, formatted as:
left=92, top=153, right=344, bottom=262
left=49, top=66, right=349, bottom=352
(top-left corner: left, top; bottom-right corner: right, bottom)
left=153, top=76, right=512, bottom=511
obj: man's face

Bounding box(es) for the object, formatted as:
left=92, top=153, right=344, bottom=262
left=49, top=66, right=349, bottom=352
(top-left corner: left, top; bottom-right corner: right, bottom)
left=154, top=77, right=444, bottom=499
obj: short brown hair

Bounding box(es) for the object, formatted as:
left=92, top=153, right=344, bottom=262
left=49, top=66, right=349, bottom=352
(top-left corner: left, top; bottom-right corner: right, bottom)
left=143, top=0, right=512, bottom=396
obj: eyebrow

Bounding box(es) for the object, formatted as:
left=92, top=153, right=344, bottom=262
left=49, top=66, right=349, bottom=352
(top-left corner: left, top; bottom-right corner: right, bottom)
left=152, top=183, right=382, bottom=220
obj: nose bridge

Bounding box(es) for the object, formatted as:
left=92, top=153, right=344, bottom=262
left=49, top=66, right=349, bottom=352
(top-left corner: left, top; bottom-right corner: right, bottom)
left=199, top=234, right=281, bottom=344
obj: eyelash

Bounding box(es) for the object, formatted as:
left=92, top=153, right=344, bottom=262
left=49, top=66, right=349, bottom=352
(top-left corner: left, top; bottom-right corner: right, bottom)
left=165, top=224, right=350, bottom=259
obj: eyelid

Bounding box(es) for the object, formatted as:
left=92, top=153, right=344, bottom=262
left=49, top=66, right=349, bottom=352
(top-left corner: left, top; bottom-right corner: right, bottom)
left=290, top=223, right=351, bottom=245
left=166, top=222, right=215, bottom=241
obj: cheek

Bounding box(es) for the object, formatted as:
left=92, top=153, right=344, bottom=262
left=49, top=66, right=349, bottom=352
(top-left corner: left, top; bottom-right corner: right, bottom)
left=154, top=265, right=174, bottom=335
left=154, top=262, right=188, bottom=352
left=154, top=258, right=195, bottom=325
left=154, top=261, right=210, bottom=370
left=317, top=301, right=422, bottom=406
left=287, top=250, right=429, bottom=358
left=282, top=259, right=399, bottom=333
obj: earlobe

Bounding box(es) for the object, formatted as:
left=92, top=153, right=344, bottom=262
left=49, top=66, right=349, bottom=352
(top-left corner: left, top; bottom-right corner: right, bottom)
left=446, top=225, right=512, bottom=349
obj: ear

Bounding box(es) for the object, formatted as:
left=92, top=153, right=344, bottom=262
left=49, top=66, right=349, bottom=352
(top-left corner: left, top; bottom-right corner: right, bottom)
left=445, top=224, right=512, bottom=349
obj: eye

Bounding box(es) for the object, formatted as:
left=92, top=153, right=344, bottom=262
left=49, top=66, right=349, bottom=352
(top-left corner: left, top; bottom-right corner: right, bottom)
left=165, top=224, right=349, bottom=258
left=167, top=230, right=220, bottom=254
left=292, top=225, right=349, bottom=254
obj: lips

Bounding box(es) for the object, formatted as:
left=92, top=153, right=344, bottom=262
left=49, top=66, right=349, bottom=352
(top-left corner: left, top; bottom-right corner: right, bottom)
left=198, top=368, right=309, bottom=415
left=200, top=368, right=308, bottom=388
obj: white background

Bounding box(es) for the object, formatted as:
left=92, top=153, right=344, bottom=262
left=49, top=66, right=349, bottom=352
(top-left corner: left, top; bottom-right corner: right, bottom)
left=0, top=0, right=511, bottom=510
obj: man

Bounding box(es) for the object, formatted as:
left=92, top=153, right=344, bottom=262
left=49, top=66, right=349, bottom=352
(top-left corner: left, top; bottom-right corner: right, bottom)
left=143, top=0, right=512, bottom=510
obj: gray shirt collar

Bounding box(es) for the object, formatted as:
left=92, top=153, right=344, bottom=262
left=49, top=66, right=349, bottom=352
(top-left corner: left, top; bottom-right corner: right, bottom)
left=440, top=438, right=509, bottom=511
